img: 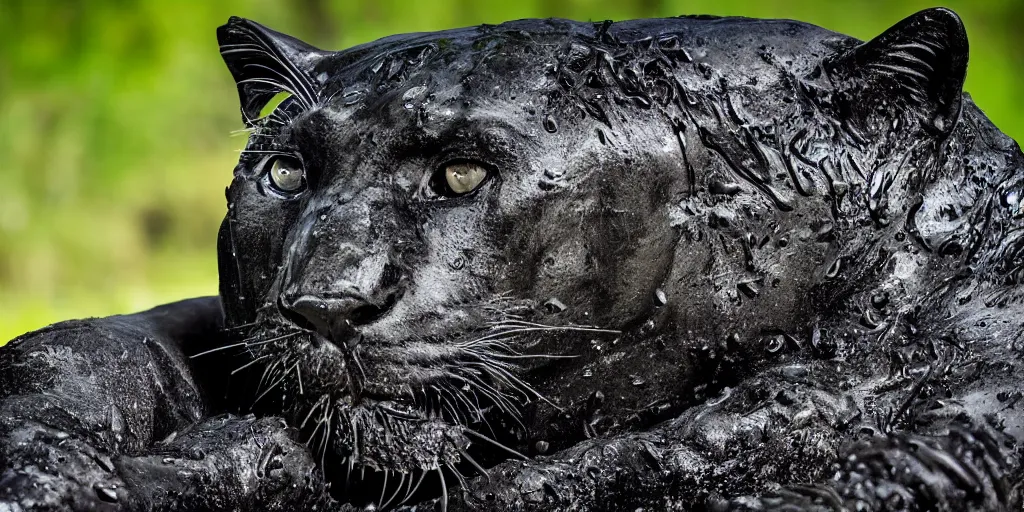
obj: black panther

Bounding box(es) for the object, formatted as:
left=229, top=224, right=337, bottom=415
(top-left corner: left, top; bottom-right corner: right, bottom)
left=1, top=7, right=1021, bottom=511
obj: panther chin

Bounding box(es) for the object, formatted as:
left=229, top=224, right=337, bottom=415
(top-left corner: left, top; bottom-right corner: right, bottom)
left=238, top=303, right=561, bottom=507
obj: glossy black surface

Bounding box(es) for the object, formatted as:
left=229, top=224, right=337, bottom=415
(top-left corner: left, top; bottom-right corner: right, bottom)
left=1, top=8, right=1021, bottom=511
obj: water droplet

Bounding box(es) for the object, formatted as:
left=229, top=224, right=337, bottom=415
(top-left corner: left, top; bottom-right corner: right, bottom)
left=781, top=365, right=808, bottom=381
left=825, top=258, right=843, bottom=279
left=544, top=168, right=565, bottom=180
left=814, top=221, right=835, bottom=242
left=775, top=389, right=795, bottom=405
left=654, top=288, right=667, bottom=306
left=737, top=280, right=760, bottom=299
left=402, top=85, right=428, bottom=100
left=543, top=115, right=558, bottom=133
left=1002, top=189, right=1020, bottom=210
left=544, top=298, right=566, bottom=313
left=449, top=257, right=465, bottom=270
left=708, top=208, right=736, bottom=229
left=810, top=325, right=836, bottom=359
left=535, top=440, right=550, bottom=454
left=94, top=484, right=118, bottom=503
left=709, top=181, right=741, bottom=196
left=860, top=309, right=881, bottom=329
left=632, top=95, right=652, bottom=109
left=706, top=386, right=732, bottom=406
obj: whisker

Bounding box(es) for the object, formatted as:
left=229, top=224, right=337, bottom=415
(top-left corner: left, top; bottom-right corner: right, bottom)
left=486, top=352, right=579, bottom=360
left=255, top=358, right=282, bottom=399
left=446, top=461, right=469, bottom=499
left=457, top=446, right=490, bottom=482
left=194, top=331, right=301, bottom=360
left=435, top=385, right=467, bottom=426
left=253, top=366, right=291, bottom=404
left=456, top=323, right=617, bottom=350
left=445, top=382, right=484, bottom=424
left=351, top=350, right=368, bottom=386
left=489, top=319, right=622, bottom=334
left=400, top=470, right=428, bottom=506
left=446, top=372, right=522, bottom=428
left=300, top=394, right=328, bottom=430
left=437, top=466, right=449, bottom=512
left=378, top=403, right=422, bottom=421
left=219, top=320, right=260, bottom=333
left=462, top=427, right=529, bottom=461
left=349, top=412, right=360, bottom=463
left=319, top=407, right=334, bottom=473
left=380, top=471, right=406, bottom=510
left=470, top=360, right=564, bottom=413
left=230, top=354, right=270, bottom=375
left=247, top=331, right=303, bottom=346
left=190, top=340, right=251, bottom=359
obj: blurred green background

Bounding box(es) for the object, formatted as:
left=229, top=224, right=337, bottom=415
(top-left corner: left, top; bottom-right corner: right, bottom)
left=1, top=0, right=1022, bottom=341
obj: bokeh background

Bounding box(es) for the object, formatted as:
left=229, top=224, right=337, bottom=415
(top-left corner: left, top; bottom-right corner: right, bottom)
left=2, top=0, right=1022, bottom=341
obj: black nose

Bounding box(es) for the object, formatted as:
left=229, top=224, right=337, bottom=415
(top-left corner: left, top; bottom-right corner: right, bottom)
left=279, top=294, right=390, bottom=348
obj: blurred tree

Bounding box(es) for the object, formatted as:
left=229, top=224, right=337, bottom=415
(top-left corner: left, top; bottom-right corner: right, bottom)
left=0, top=0, right=1021, bottom=341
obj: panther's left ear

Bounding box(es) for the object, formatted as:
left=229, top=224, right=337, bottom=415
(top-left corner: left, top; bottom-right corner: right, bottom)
left=218, top=17, right=326, bottom=125
left=826, top=7, right=968, bottom=134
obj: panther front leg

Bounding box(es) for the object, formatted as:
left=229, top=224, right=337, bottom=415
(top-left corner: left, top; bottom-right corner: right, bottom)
left=412, top=362, right=852, bottom=511
left=0, top=299, right=341, bottom=511
left=421, top=358, right=1022, bottom=511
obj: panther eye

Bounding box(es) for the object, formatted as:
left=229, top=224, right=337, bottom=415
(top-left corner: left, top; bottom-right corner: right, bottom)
left=428, top=161, right=490, bottom=198
left=266, top=156, right=306, bottom=194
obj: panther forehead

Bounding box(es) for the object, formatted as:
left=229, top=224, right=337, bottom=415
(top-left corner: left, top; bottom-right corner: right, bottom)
left=234, top=16, right=860, bottom=123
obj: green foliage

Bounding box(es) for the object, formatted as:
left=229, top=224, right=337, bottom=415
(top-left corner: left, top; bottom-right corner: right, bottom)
left=1, top=0, right=1022, bottom=341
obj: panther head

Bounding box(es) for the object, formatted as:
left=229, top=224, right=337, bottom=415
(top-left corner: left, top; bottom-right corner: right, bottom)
left=214, top=8, right=979, bottom=506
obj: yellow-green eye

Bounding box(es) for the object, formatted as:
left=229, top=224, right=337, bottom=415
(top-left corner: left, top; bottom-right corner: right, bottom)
left=443, top=162, right=488, bottom=195
left=268, top=156, right=305, bottom=193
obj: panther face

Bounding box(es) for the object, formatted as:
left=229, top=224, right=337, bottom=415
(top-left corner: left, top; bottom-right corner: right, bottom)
left=213, top=10, right=979, bottom=506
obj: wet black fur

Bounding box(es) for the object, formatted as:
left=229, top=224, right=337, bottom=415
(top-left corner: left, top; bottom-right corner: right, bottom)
left=1, top=8, right=1023, bottom=511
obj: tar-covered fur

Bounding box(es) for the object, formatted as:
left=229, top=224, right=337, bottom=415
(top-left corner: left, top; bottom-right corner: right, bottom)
left=1, top=8, right=1022, bottom=511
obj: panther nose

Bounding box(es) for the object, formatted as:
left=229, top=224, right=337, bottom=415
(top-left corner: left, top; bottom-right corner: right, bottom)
left=279, top=294, right=388, bottom=348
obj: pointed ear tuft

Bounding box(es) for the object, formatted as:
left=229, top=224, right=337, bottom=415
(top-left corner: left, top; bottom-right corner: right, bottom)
left=217, top=17, right=325, bottom=125
left=827, top=8, right=968, bottom=134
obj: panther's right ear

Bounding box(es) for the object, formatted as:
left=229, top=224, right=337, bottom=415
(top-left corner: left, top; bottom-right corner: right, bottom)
left=217, top=17, right=326, bottom=125
left=825, top=8, right=968, bottom=135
